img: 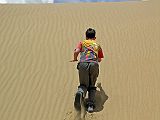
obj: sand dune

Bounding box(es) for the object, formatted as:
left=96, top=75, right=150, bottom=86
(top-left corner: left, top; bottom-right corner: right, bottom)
left=0, top=1, right=160, bottom=120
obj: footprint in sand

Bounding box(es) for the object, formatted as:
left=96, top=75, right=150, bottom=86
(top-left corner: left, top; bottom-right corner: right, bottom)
left=64, top=110, right=84, bottom=120
left=64, top=109, right=100, bottom=120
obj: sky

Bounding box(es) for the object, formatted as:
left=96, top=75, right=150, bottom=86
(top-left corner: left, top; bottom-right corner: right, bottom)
left=0, top=0, right=53, bottom=3
left=0, top=0, right=134, bottom=3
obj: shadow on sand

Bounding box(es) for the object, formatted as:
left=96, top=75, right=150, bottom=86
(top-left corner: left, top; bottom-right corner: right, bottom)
left=84, top=82, right=109, bottom=113
left=93, top=82, right=109, bottom=112
left=72, top=83, right=108, bottom=120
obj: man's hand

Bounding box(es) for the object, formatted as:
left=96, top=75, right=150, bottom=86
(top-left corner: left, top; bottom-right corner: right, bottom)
left=98, top=58, right=102, bottom=62
left=69, top=59, right=78, bottom=62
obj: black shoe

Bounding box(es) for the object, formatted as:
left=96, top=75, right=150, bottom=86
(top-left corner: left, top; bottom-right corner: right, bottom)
left=87, top=105, right=94, bottom=113
left=74, top=92, right=82, bottom=111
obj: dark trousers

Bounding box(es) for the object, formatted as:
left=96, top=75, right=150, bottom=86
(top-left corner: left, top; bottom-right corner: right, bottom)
left=77, top=62, right=99, bottom=106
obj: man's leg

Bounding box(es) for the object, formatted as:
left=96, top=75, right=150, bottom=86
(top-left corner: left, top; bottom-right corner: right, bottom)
left=87, top=62, right=99, bottom=112
left=74, top=63, right=90, bottom=111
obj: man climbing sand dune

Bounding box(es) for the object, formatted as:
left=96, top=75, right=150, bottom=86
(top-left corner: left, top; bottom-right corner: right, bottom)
left=70, top=28, right=104, bottom=113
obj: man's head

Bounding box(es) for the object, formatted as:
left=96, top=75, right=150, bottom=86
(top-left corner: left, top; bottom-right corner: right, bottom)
left=86, top=28, right=96, bottom=40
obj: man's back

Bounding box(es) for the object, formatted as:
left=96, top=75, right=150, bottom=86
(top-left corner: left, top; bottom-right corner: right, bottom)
left=77, top=39, right=103, bottom=63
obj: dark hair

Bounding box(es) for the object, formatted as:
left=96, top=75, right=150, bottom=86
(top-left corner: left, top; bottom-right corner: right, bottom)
left=86, top=28, right=96, bottom=39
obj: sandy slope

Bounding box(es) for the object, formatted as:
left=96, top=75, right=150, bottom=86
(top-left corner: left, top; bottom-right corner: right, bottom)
left=0, top=1, right=160, bottom=120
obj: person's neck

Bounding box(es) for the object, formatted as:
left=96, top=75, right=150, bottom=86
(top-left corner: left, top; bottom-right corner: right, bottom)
left=86, top=38, right=95, bottom=40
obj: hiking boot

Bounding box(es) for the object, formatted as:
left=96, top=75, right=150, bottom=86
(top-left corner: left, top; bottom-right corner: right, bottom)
left=74, top=92, right=83, bottom=111
left=87, top=105, right=94, bottom=113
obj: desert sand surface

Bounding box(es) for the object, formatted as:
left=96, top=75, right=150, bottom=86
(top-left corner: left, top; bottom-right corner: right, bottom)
left=0, top=0, right=160, bottom=120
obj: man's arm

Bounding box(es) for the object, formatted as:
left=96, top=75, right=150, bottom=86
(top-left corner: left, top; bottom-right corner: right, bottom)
left=73, top=48, right=80, bottom=61
left=70, top=42, right=82, bottom=62
left=98, top=46, right=104, bottom=62
left=70, top=48, right=80, bottom=62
